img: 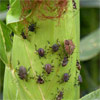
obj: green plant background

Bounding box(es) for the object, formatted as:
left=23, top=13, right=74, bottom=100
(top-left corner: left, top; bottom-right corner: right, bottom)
left=0, top=0, right=100, bottom=100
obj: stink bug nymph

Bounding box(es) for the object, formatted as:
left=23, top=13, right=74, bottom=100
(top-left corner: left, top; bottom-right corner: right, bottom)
left=17, top=66, right=31, bottom=81
left=18, top=66, right=27, bottom=80
left=72, top=0, right=77, bottom=9
left=64, top=40, right=75, bottom=55
left=38, top=48, right=45, bottom=57
left=63, top=73, right=70, bottom=82
left=21, top=32, right=27, bottom=39
left=34, top=44, right=45, bottom=57
left=76, top=60, right=81, bottom=70
left=62, top=56, right=68, bottom=67
left=58, top=69, right=71, bottom=83
left=56, top=91, right=64, bottom=100
left=78, top=74, right=82, bottom=83
left=28, top=22, right=37, bottom=32
left=74, top=74, right=82, bottom=86
left=45, top=64, right=52, bottom=74
left=52, top=44, right=59, bottom=52
left=37, top=76, right=44, bottom=84
left=48, top=39, right=60, bottom=52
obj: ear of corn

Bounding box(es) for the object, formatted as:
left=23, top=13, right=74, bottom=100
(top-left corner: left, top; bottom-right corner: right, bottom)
left=3, top=0, right=80, bottom=100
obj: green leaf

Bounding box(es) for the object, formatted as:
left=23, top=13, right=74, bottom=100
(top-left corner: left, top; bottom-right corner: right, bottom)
left=0, top=20, right=12, bottom=52
left=9, top=0, right=16, bottom=5
left=0, top=11, right=7, bottom=20
left=0, top=0, right=9, bottom=11
left=80, top=28, right=100, bottom=61
left=0, top=59, right=5, bottom=93
left=3, top=66, right=21, bottom=100
left=80, top=89, right=100, bottom=100
left=6, top=0, right=22, bottom=24
left=80, top=0, right=100, bottom=8
left=0, top=21, right=8, bottom=64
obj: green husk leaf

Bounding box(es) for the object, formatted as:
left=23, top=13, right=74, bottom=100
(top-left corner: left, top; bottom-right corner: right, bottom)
left=80, top=89, right=100, bottom=100
left=80, top=28, right=100, bottom=61
left=0, top=21, right=8, bottom=64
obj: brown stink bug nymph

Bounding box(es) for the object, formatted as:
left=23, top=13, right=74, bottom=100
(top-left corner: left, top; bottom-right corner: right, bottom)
left=28, top=22, right=37, bottom=33
left=63, top=73, right=70, bottom=82
left=38, top=48, right=45, bottom=57
left=52, top=44, right=59, bottom=52
left=72, top=0, right=77, bottom=9
left=18, top=66, right=27, bottom=80
left=17, top=66, right=31, bottom=81
left=76, top=60, right=81, bottom=70
left=62, top=56, right=68, bottom=67
left=58, top=69, right=71, bottom=83
left=45, top=64, right=52, bottom=74
left=56, top=91, right=64, bottom=100
left=64, top=40, right=75, bottom=55
left=34, top=44, right=45, bottom=57
left=37, top=76, right=44, bottom=84
left=78, top=74, right=82, bottom=83
left=21, top=32, right=27, bottom=39
left=48, top=39, right=60, bottom=53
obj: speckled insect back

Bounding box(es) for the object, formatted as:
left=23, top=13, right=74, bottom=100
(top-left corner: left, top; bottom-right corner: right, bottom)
left=62, top=56, right=68, bottom=67
left=78, top=74, right=82, bottom=83
left=45, top=64, right=52, bottom=74
left=37, top=76, right=44, bottom=84
left=48, top=39, right=60, bottom=53
left=76, top=60, right=81, bottom=70
left=72, top=0, right=77, bottom=9
left=21, top=32, right=27, bottom=39
left=64, top=40, right=75, bottom=55
left=56, top=91, right=64, bottom=100
left=18, top=66, right=28, bottom=80
left=63, top=73, right=70, bottom=82
left=38, top=48, right=45, bottom=57
left=52, top=44, right=60, bottom=52
left=28, top=23, right=37, bottom=32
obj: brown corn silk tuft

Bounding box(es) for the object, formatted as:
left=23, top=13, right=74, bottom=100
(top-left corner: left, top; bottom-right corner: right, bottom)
left=20, top=0, right=68, bottom=19
left=20, top=0, right=68, bottom=34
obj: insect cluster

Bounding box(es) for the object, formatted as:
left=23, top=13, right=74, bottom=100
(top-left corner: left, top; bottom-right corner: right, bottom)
left=15, top=40, right=82, bottom=100
left=15, top=37, right=82, bottom=100
left=16, top=33, right=81, bottom=100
